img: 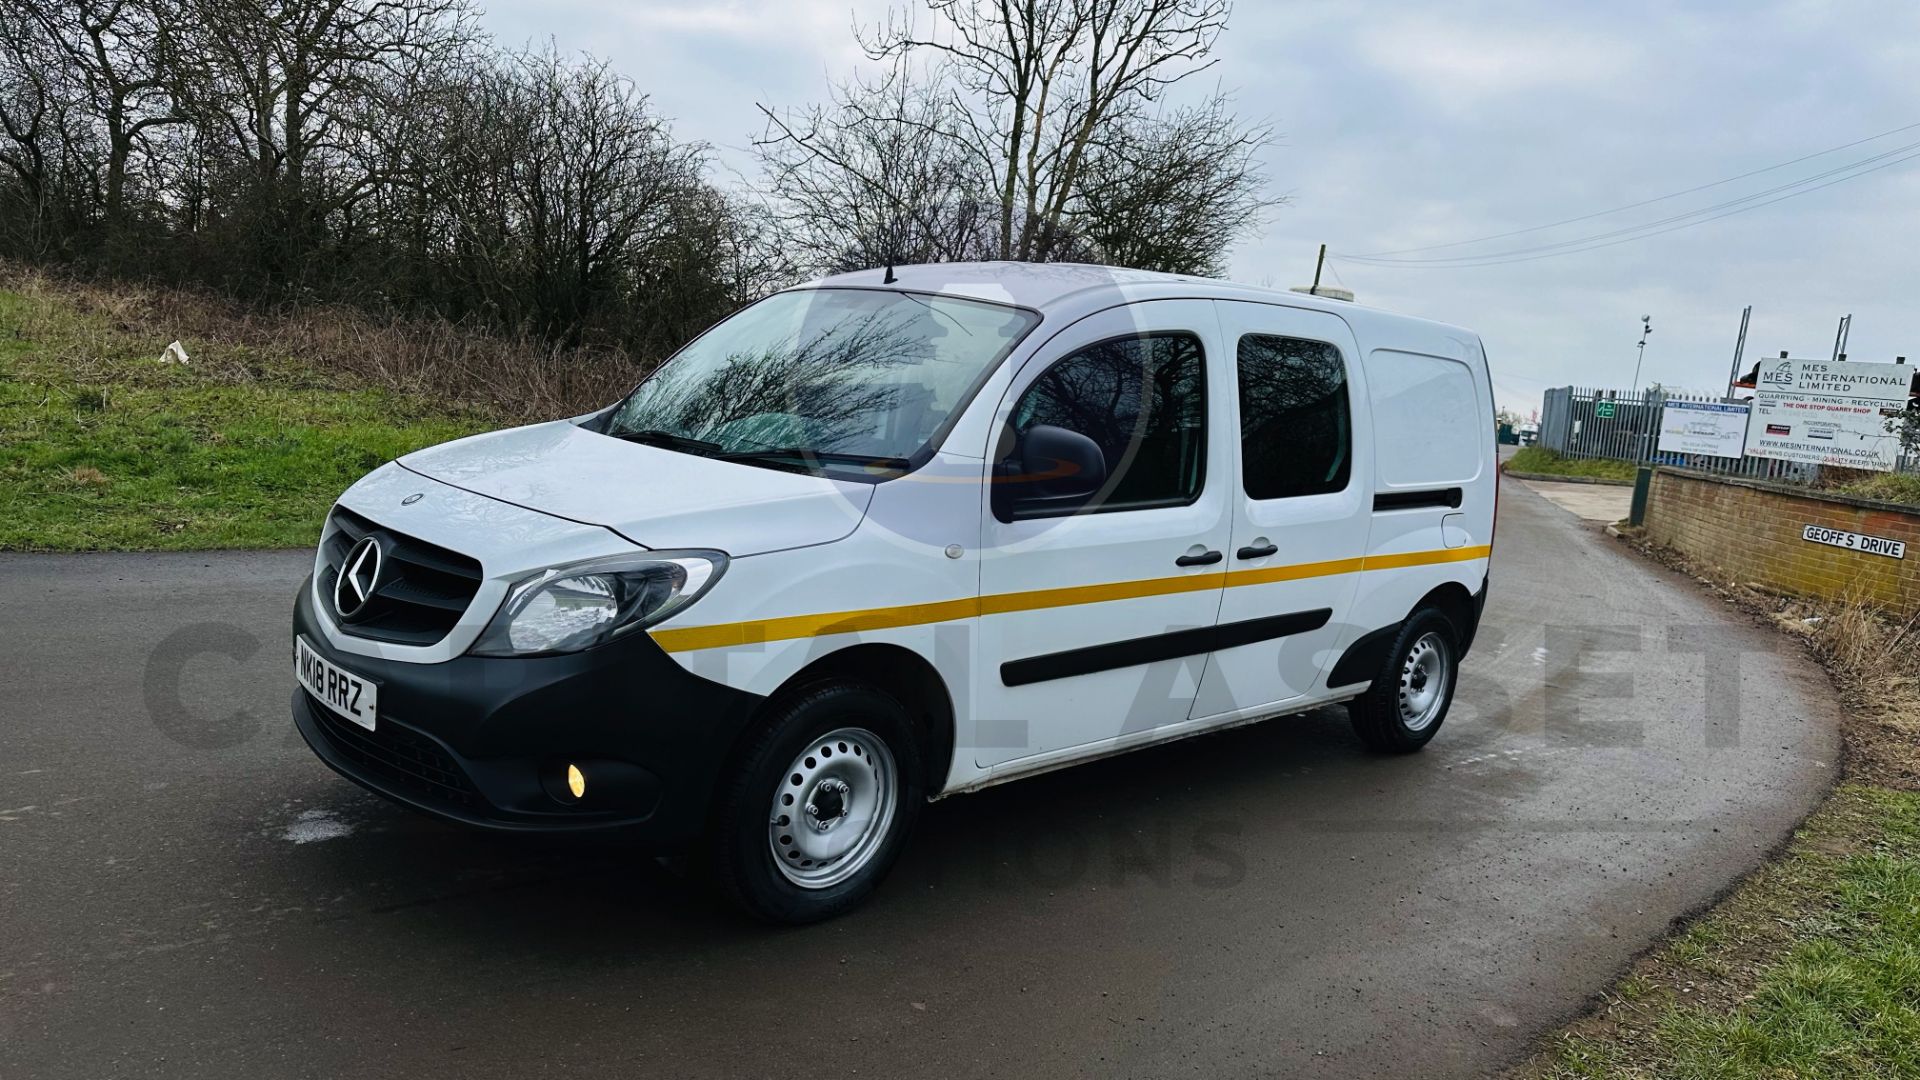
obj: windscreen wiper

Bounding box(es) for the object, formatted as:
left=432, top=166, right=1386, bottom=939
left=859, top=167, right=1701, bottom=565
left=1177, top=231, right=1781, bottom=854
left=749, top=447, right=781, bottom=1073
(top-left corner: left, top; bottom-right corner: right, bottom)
left=719, top=447, right=911, bottom=473
left=610, top=428, right=724, bottom=456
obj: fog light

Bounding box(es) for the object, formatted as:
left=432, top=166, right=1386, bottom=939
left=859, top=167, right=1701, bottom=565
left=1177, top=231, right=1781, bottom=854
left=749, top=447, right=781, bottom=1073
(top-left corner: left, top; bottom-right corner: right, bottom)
left=566, top=763, right=587, bottom=800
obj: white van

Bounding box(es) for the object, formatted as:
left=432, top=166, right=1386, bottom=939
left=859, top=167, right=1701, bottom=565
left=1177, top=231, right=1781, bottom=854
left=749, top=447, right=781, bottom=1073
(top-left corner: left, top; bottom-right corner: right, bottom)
left=292, top=263, right=1495, bottom=922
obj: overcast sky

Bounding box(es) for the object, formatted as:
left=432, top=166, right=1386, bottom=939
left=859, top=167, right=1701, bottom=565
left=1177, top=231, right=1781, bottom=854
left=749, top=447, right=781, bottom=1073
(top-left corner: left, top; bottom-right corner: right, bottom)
left=481, top=0, right=1920, bottom=416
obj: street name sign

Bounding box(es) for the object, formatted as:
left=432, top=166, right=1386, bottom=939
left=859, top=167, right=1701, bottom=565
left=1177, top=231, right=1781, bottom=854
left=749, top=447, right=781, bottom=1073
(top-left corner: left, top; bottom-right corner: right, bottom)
left=1802, top=524, right=1905, bottom=559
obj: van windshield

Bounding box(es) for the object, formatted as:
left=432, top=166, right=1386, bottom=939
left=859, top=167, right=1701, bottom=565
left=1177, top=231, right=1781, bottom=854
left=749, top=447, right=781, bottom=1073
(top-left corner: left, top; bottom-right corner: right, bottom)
left=603, top=288, right=1040, bottom=474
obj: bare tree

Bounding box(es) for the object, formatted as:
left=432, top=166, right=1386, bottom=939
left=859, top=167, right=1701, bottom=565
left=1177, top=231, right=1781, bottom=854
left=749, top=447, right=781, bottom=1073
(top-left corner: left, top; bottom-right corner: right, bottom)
left=1072, top=94, right=1277, bottom=276
left=13, top=0, right=188, bottom=238
left=758, top=67, right=999, bottom=272
left=186, top=0, right=475, bottom=280
left=0, top=8, right=67, bottom=249
left=759, top=0, right=1274, bottom=274
left=0, top=0, right=791, bottom=356
left=703, top=192, right=802, bottom=308
left=866, top=0, right=1239, bottom=262
left=422, top=48, right=734, bottom=350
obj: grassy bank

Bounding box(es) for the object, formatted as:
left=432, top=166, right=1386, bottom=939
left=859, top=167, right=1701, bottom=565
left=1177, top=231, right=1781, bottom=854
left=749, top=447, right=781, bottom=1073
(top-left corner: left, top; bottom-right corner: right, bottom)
left=1825, top=470, right=1920, bottom=507
left=1534, top=787, right=1920, bottom=1078
left=1517, top=569, right=1920, bottom=1078
left=0, top=268, right=655, bottom=551
left=1505, top=446, right=1639, bottom=483
left=0, top=276, right=501, bottom=550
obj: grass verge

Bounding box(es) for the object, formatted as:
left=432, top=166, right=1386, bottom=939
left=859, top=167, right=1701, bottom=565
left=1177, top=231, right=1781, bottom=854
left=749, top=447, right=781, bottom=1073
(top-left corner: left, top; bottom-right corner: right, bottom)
left=0, top=273, right=510, bottom=550
left=1513, top=550, right=1920, bottom=1079
left=1507, top=447, right=1639, bottom=483
left=1825, top=470, right=1920, bottom=508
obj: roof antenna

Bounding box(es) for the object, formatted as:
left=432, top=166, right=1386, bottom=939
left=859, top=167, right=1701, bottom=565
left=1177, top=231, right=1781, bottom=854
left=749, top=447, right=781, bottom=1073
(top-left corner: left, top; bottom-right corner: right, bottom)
left=883, top=258, right=897, bottom=285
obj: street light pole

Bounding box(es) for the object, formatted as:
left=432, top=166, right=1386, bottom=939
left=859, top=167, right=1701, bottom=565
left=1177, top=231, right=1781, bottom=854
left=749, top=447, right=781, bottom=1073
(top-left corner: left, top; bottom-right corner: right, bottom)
left=1631, top=315, right=1653, bottom=391
left=1629, top=314, right=1655, bottom=467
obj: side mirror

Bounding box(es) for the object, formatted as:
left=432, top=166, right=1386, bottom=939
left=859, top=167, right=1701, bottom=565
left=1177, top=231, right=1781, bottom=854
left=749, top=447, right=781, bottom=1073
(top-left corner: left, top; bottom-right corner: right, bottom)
left=995, top=424, right=1108, bottom=519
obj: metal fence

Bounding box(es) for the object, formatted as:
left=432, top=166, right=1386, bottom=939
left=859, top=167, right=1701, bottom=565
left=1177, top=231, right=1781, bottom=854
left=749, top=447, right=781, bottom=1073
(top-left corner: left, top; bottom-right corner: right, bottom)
left=1538, top=386, right=1819, bottom=482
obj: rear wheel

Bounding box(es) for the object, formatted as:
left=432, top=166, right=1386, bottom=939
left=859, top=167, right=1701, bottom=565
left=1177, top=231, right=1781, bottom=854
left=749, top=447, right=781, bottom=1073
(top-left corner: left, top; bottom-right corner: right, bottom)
left=709, top=681, right=923, bottom=923
left=1347, top=609, right=1459, bottom=753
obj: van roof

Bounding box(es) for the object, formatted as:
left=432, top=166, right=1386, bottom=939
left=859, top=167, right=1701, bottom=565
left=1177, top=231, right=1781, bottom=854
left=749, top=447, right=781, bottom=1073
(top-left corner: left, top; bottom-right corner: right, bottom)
left=806, top=261, right=1213, bottom=310
left=800, top=261, right=1477, bottom=341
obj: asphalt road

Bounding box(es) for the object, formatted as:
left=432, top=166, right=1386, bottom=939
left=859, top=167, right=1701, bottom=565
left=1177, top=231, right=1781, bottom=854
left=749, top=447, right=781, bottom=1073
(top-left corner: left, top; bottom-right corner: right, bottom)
left=0, top=476, right=1841, bottom=1079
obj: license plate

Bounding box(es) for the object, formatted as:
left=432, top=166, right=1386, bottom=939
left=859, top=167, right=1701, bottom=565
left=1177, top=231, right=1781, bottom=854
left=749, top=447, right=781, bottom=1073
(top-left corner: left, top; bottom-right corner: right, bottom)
left=296, top=635, right=378, bottom=731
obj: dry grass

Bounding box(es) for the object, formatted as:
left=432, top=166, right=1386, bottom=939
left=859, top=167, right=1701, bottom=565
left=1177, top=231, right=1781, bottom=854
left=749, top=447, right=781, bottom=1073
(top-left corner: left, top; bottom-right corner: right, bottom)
left=0, top=263, right=652, bottom=421
left=1769, top=592, right=1920, bottom=790
left=1811, top=466, right=1920, bottom=508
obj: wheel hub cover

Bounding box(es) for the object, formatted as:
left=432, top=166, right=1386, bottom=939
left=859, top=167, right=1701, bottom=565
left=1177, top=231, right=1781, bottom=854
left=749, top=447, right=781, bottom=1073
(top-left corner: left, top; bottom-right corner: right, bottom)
left=805, top=777, right=852, bottom=832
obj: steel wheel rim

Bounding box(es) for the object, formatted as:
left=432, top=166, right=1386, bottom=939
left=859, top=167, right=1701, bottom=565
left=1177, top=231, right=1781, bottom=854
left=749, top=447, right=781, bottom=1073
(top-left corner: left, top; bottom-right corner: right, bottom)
left=768, top=727, right=897, bottom=889
left=1398, top=632, right=1451, bottom=732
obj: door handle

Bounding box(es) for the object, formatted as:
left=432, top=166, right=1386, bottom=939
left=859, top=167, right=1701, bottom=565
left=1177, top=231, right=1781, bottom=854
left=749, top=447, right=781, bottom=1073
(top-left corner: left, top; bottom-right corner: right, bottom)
left=1175, top=549, right=1223, bottom=567
left=1236, top=541, right=1278, bottom=560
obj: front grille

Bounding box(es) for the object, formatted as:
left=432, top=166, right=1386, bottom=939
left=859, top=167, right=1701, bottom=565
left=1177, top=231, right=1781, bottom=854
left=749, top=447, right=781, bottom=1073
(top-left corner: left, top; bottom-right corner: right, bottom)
left=309, top=701, right=481, bottom=809
left=319, top=507, right=483, bottom=646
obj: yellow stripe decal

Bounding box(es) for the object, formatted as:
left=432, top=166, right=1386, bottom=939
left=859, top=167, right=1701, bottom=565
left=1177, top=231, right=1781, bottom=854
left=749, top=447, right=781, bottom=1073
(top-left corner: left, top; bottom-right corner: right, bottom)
left=649, top=597, right=982, bottom=653
left=976, top=567, right=1230, bottom=615
left=650, top=544, right=1492, bottom=654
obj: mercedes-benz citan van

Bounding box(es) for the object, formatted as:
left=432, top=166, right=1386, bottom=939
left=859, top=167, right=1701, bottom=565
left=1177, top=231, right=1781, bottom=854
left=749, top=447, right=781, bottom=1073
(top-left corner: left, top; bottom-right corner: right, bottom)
left=292, top=262, right=1496, bottom=922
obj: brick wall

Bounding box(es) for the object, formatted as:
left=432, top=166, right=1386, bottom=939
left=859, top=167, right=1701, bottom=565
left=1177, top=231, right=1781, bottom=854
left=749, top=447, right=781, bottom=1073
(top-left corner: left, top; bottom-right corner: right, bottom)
left=1643, top=468, right=1920, bottom=609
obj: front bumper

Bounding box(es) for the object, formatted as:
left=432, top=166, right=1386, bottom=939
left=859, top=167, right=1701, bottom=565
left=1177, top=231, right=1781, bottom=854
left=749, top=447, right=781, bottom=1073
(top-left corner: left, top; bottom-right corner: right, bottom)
left=291, top=576, right=763, bottom=847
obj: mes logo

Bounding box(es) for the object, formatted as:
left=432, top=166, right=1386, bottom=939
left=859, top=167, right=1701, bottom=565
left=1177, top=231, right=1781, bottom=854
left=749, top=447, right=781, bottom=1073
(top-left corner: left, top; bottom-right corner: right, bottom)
left=1761, top=362, right=1794, bottom=388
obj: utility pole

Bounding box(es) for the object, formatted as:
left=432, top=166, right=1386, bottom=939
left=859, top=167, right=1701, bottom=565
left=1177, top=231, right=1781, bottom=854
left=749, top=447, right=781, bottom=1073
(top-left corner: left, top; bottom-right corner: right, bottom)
left=1311, top=244, right=1327, bottom=292
left=1631, top=315, right=1653, bottom=392
left=1725, top=305, right=1751, bottom=398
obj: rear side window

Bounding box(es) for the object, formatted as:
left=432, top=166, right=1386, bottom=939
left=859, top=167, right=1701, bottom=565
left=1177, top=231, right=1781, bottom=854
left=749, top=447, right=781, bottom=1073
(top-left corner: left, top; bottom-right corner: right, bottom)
left=1237, top=334, right=1351, bottom=499
left=1367, top=349, right=1484, bottom=487
left=1008, top=333, right=1207, bottom=512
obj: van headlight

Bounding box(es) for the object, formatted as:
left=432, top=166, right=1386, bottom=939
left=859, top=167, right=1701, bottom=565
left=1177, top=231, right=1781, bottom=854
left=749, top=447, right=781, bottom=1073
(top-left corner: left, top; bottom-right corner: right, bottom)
left=470, top=551, right=727, bottom=657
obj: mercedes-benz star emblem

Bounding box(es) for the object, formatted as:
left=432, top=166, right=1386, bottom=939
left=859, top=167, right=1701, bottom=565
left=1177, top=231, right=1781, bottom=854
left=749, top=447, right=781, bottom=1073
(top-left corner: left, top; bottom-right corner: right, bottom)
left=401, top=493, right=423, bottom=505
left=334, top=536, right=383, bottom=619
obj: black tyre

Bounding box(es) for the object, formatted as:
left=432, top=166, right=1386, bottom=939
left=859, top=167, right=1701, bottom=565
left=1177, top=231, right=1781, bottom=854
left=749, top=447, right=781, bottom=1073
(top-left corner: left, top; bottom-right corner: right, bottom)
left=708, top=680, right=923, bottom=923
left=1347, top=609, right=1459, bottom=753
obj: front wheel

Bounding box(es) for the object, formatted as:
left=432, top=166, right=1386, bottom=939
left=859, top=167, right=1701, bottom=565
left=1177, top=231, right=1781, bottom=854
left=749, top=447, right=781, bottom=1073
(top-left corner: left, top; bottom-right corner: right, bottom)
left=1347, top=609, right=1459, bottom=753
left=708, top=681, right=923, bottom=923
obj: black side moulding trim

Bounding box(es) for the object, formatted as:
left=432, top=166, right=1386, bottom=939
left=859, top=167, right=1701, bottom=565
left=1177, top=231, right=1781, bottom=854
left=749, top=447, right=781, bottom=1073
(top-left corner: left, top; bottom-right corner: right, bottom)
left=1002, top=609, right=1332, bottom=687
left=1373, top=487, right=1463, bottom=511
